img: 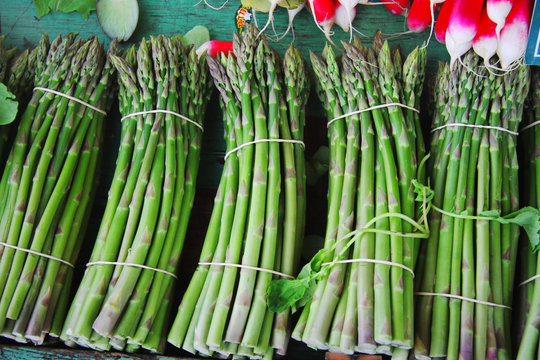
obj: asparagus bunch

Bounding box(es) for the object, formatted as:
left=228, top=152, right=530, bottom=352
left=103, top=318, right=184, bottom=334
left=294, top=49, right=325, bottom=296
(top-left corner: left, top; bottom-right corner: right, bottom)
left=414, top=52, right=530, bottom=359
left=61, top=35, right=212, bottom=354
left=516, top=66, right=540, bottom=360
left=167, top=25, right=309, bottom=359
left=273, top=35, right=428, bottom=357
left=0, top=33, right=117, bottom=344
left=0, top=35, right=49, bottom=170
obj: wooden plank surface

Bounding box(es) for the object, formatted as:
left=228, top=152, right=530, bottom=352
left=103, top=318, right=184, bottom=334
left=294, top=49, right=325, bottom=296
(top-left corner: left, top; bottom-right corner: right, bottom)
left=1, top=0, right=449, bottom=70
left=0, top=1, right=450, bottom=190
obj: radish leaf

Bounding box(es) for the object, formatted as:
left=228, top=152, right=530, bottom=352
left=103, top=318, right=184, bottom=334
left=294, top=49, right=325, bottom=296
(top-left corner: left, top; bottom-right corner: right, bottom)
left=179, top=26, right=210, bottom=49
left=97, top=0, right=139, bottom=41
left=33, top=0, right=97, bottom=20
left=0, top=83, right=18, bottom=126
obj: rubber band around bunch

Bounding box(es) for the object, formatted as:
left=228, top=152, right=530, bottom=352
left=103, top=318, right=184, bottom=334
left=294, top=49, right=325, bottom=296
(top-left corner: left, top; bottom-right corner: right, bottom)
left=519, top=274, right=540, bottom=287
left=120, top=109, right=204, bottom=132
left=323, top=258, right=415, bottom=278
left=317, top=185, right=431, bottom=281
left=417, top=202, right=522, bottom=309
left=520, top=120, right=540, bottom=133
left=198, top=262, right=294, bottom=279
left=224, top=138, right=305, bottom=160
left=430, top=123, right=519, bottom=136
left=33, top=87, right=107, bottom=116
left=85, top=261, right=178, bottom=279
left=415, top=292, right=512, bottom=309
left=0, top=242, right=74, bottom=268
left=327, top=102, right=420, bottom=128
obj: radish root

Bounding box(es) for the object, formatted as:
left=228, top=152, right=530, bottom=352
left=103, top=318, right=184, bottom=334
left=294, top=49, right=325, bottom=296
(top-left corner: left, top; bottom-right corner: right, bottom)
left=196, top=0, right=231, bottom=10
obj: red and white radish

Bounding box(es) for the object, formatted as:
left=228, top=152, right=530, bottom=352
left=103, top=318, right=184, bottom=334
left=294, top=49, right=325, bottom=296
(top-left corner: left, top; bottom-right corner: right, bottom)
left=497, top=0, right=533, bottom=69
left=407, top=0, right=440, bottom=33
left=472, top=5, right=498, bottom=65
left=196, top=40, right=234, bottom=58
left=487, top=0, right=515, bottom=36
left=335, top=0, right=356, bottom=33
left=445, top=0, right=483, bottom=65
left=434, top=0, right=453, bottom=43
left=382, top=0, right=411, bottom=16
left=307, top=0, right=337, bottom=42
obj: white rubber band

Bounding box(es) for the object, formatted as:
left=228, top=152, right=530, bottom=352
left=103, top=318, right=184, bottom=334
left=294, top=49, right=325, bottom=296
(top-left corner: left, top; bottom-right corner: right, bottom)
left=86, top=261, right=178, bottom=279
left=198, top=262, right=294, bottom=279
left=519, top=274, right=540, bottom=287
left=0, top=242, right=74, bottom=268
left=415, top=292, right=512, bottom=309
left=33, top=87, right=107, bottom=116
left=224, top=139, right=305, bottom=160
left=327, top=103, right=420, bottom=128
left=120, top=110, right=204, bottom=132
left=323, top=258, right=415, bottom=278
left=430, top=123, right=519, bottom=136
left=520, top=120, right=540, bottom=133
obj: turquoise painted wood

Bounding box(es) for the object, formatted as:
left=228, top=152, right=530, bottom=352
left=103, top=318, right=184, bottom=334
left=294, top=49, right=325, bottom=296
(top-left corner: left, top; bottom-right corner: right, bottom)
left=0, top=2, right=450, bottom=359
left=1, top=1, right=449, bottom=65
left=0, top=344, right=181, bottom=359
left=0, top=0, right=450, bottom=188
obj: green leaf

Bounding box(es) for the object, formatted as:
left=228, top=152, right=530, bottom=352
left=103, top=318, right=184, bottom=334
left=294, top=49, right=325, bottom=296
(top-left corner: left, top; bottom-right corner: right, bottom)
left=33, top=0, right=97, bottom=19
left=0, top=83, right=18, bottom=126
left=309, top=248, right=333, bottom=273
left=267, top=278, right=308, bottom=313
left=412, top=179, right=434, bottom=203
left=180, top=26, right=210, bottom=49
left=266, top=248, right=333, bottom=313
left=501, top=207, right=540, bottom=251
left=479, top=207, right=540, bottom=252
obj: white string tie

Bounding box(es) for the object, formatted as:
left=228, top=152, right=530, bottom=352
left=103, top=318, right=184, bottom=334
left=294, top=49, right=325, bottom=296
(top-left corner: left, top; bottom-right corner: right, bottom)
left=198, top=262, right=294, bottom=279
left=323, top=258, right=415, bottom=278
left=120, top=110, right=203, bottom=132
left=415, top=292, right=512, bottom=309
left=0, top=242, right=74, bottom=268
left=34, top=87, right=107, bottom=116
left=86, top=261, right=178, bottom=279
left=327, top=102, right=420, bottom=128
left=431, top=123, right=519, bottom=136
left=224, top=139, right=305, bottom=160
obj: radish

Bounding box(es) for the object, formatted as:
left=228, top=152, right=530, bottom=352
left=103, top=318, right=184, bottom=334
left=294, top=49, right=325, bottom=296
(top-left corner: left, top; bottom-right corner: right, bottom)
left=196, top=40, right=234, bottom=58
left=307, top=0, right=338, bottom=43
left=407, top=0, right=440, bottom=33
left=275, top=1, right=306, bottom=40
left=487, top=0, right=515, bottom=36
left=497, top=0, right=533, bottom=69
left=335, top=0, right=356, bottom=33
left=434, top=0, right=453, bottom=43
left=382, top=0, right=411, bottom=16
left=472, top=6, right=498, bottom=65
left=445, top=0, right=483, bottom=65
left=255, top=0, right=307, bottom=39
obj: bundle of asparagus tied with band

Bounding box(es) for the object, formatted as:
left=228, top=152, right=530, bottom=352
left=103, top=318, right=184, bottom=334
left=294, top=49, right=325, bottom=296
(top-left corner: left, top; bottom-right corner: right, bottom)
left=267, top=34, right=428, bottom=357
left=0, top=35, right=49, bottom=170
left=0, top=33, right=117, bottom=344
left=414, top=52, right=535, bottom=359
left=516, top=66, right=540, bottom=360
left=61, top=35, right=212, bottom=353
left=167, top=24, right=309, bottom=359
